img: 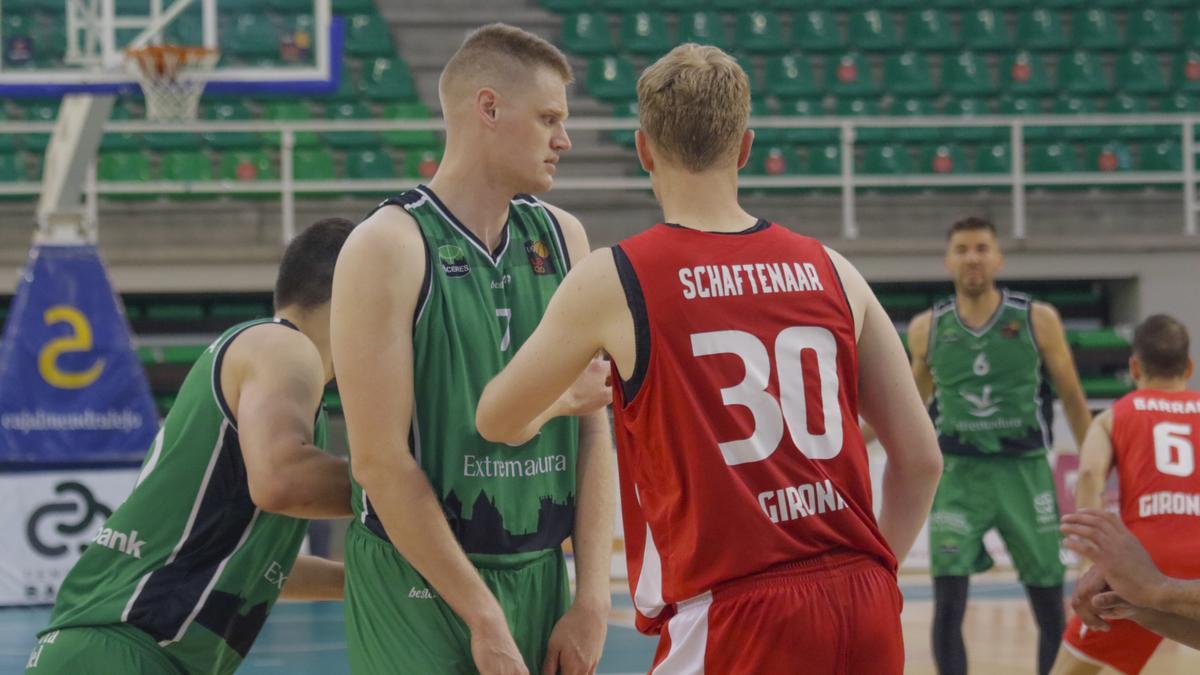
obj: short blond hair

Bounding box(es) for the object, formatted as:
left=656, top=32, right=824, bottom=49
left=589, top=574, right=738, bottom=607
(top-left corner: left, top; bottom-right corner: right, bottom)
left=440, top=23, right=573, bottom=98
left=637, top=44, right=750, bottom=172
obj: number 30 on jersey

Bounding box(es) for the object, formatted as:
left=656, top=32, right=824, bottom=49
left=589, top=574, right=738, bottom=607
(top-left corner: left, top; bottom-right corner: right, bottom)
left=691, top=327, right=843, bottom=466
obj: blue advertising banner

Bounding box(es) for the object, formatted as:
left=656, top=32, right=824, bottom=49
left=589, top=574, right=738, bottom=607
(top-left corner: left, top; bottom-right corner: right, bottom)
left=0, top=245, right=156, bottom=465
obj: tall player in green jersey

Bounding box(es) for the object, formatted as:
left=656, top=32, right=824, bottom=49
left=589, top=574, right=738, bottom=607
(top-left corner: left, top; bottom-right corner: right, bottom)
left=908, top=217, right=1093, bottom=675
left=26, top=219, right=356, bottom=675
left=331, top=24, right=614, bottom=675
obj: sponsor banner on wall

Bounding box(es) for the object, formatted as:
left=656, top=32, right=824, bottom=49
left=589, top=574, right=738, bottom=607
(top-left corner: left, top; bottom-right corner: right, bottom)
left=0, top=468, right=139, bottom=605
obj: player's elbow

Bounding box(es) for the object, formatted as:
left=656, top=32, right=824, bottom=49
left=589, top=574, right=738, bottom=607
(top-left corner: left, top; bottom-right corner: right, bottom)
left=249, top=474, right=300, bottom=514
left=350, top=445, right=415, bottom=493
left=475, top=384, right=518, bottom=444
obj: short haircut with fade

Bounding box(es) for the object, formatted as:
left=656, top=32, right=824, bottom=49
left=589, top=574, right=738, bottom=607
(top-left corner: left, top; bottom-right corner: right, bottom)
left=1133, top=314, right=1191, bottom=379
left=637, top=43, right=751, bottom=173
left=274, top=217, right=357, bottom=311
left=947, top=216, right=997, bottom=240
left=440, top=23, right=572, bottom=97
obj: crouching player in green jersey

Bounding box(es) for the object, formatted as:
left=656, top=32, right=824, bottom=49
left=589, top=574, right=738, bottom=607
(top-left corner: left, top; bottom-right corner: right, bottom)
left=26, top=218, right=357, bottom=675
left=331, top=24, right=614, bottom=675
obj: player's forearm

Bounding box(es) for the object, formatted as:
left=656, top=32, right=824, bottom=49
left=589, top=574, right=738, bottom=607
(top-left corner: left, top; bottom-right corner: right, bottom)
left=1074, top=468, right=1106, bottom=511
left=254, top=449, right=352, bottom=519
left=1148, top=578, right=1200, bottom=621
left=877, top=451, right=942, bottom=561
left=1063, top=392, right=1093, bottom=448
left=280, top=555, right=344, bottom=601
left=1129, top=604, right=1200, bottom=647
left=353, top=450, right=506, bottom=629
left=571, top=412, right=615, bottom=611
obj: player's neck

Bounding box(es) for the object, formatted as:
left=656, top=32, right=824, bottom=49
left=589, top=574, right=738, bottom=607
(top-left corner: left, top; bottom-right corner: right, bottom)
left=276, top=307, right=334, bottom=383
left=954, top=286, right=1002, bottom=329
left=1137, top=378, right=1189, bottom=392
left=656, top=170, right=756, bottom=233
left=426, top=161, right=512, bottom=252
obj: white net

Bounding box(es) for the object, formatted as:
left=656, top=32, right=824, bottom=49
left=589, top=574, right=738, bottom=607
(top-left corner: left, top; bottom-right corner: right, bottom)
left=125, top=46, right=220, bottom=121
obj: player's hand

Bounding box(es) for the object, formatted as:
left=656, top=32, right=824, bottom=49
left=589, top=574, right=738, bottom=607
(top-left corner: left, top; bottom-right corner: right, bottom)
left=1092, top=591, right=1140, bottom=621
left=470, top=615, right=529, bottom=675
left=541, top=603, right=607, bottom=675
left=556, top=357, right=611, bottom=418
left=1061, top=509, right=1167, bottom=609
left=1070, top=564, right=1112, bottom=631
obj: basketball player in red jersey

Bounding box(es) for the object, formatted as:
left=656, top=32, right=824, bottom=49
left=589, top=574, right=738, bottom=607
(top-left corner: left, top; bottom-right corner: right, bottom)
left=1052, top=314, right=1200, bottom=675
left=476, top=44, right=943, bottom=673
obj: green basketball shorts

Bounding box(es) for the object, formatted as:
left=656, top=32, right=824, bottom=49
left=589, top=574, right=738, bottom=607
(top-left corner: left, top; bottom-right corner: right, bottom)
left=928, top=453, right=1065, bottom=587
left=343, top=520, right=570, bottom=675
left=24, top=625, right=185, bottom=675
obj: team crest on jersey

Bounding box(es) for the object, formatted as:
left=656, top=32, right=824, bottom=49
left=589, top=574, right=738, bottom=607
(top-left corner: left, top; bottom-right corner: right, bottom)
left=1001, top=320, right=1022, bottom=338
left=525, top=240, right=556, bottom=275
left=438, top=244, right=471, bottom=278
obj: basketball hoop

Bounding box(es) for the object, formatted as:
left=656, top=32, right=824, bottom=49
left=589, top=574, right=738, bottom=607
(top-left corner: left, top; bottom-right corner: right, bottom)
left=125, top=45, right=220, bottom=121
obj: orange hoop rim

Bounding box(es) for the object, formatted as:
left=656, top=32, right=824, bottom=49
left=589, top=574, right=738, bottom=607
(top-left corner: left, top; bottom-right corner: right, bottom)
left=125, top=44, right=220, bottom=78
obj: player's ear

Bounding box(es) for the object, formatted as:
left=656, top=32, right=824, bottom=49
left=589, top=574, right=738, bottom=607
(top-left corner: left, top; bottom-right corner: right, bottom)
left=1129, top=356, right=1142, bottom=382
left=735, top=130, right=754, bottom=170
left=1186, top=358, right=1194, bottom=380
left=476, top=87, right=500, bottom=127
left=635, top=130, right=654, bottom=174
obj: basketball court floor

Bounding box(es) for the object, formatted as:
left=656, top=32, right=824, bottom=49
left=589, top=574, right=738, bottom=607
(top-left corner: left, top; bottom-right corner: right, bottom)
left=3, top=571, right=1198, bottom=673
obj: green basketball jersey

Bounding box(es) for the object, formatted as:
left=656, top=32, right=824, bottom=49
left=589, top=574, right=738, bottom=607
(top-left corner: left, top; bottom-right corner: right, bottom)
left=42, top=318, right=327, bottom=675
left=352, top=185, right=579, bottom=560
left=927, top=290, right=1051, bottom=457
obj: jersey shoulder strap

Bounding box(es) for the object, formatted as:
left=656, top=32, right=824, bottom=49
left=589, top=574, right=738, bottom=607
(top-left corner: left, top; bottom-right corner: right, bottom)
left=1003, top=289, right=1034, bottom=310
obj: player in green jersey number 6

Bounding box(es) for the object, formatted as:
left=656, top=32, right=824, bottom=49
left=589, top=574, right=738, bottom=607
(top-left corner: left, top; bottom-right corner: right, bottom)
left=909, top=217, right=1094, bottom=675
left=331, top=24, right=614, bottom=675
left=26, top=219, right=357, bottom=675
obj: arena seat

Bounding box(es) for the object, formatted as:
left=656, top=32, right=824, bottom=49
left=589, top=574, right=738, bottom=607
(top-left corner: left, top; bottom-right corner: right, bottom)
left=677, top=12, right=729, bottom=51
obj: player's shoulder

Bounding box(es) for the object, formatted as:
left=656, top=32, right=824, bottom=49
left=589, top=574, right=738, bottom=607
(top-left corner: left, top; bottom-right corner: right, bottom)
left=909, top=309, right=935, bottom=333
left=223, top=322, right=323, bottom=381
left=340, top=196, right=426, bottom=268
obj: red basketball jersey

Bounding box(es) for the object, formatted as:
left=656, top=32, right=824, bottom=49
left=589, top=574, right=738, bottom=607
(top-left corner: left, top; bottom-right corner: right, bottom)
left=610, top=221, right=896, bottom=635
left=1111, top=388, right=1200, bottom=577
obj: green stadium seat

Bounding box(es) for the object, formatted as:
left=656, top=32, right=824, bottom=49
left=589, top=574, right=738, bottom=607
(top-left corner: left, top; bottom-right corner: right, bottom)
left=1080, top=377, right=1132, bottom=399
left=1057, top=50, right=1109, bottom=96
left=561, top=13, right=613, bottom=56
left=326, top=68, right=360, bottom=102
left=677, top=12, right=729, bottom=51
left=823, top=0, right=871, bottom=9
left=836, top=97, right=887, bottom=144
left=998, top=95, right=1044, bottom=139
left=1017, top=9, right=1068, bottom=51
left=219, top=150, right=276, bottom=200
left=261, top=102, right=320, bottom=148
left=1140, top=140, right=1182, bottom=171
left=1160, top=92, right=1200, bottom=115
left=1115, top=51, right=1168, bottom=96
left=943, top=51, right=996, bottom=97
left=160, top=151, right=214, bottom=192
left=804, top=144, right=842, bottom=176
left=1072, top=9, right=1123, bottom=51
left=404, top=148, right=442, bottom=179
left=293, top=147, right=338, bottom=198
left=224, top=14, right=280, bottom=58
left=734, top=12, right=787, bottom=54
left=1040, top=95, right=1102, bottom=141
left=1083, top=141, right=1133, bottom=172
left=750, top=99, right=782, bottom=144
left=1027, top=142, right=1079, bottom=173
left=619, top=11, right=671, bottom=57
left=917, top=143, right=967, bottom=174
left=890, top=97, right=939, bottom=143
left=1183, top=11, right=1200, bottom=49
left=609, top=100, right=638, bottom=147
left=347, top=149, right=395, bottom=180
left=710, top=0, right=743, bottom=11
left=1148, top=0, right=1190, bottom=7
left=1000, top=51, right=1052, bottom=95
left=345, top=14, right=394, bottom=57
left=322, top=101, right=379, bottom=149
left=586, top=56, right=637, bottom=102
left=1104, top=94, right=1163, bottom=140
left=360, top=58, right=417, bottom=101
left=792, top=10, right=841, bottom=53
left=1043, top=0, right=1084, bottom=7
left=1092, top=0, right=1137, bottom=8
left=779, top=98, right=836, bottom=145
left=960, top=9, right=1012, bottom=51
left=827, top=52, right=877, bottom=97
left=848, top=10, right=899, bottom=52
left=600, top=0, right=642, bottom=10
left=905, top=9, right=956, bottom=51
left=942, top=97, right=1000, bottom=142
left=202, top=101, right=262, bottom=150
left=539, top=0, right=591, bottom=10
left=764, top=54, right=820, bottom=99
left=101, top=103, right=142, bottom=153
left=98, top=152, right=153, bottom=201
left=23, top=102, right=56, bottom=152
left=885, top=51, right=935, bottom=97
left=861, top=144, right=913, bottom=175
left=165, top=13, right=203, bottom=44
left=654, top=0, right=705, bottom=9
left=1129, top=9, right=1178, bottom=51
left=973, top=143, right=1012, bottom=173
left=0, top=154, right=28, bottom=199
left=1173, top=52, right=1200, bottom=93
left=381, top=102, right=438, bottom=148
left=268, top=0, right=311, bottom=14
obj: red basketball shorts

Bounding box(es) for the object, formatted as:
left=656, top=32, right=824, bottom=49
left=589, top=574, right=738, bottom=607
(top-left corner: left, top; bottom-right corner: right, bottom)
left=1062, top=612, right=1163, bottom=675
